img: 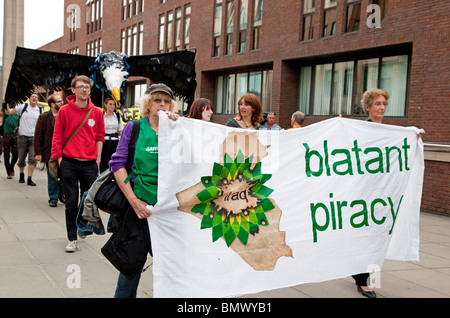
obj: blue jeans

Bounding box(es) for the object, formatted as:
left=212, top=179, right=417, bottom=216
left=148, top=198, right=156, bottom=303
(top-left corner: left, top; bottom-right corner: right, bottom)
left=113, top=216, right=152, bottom=298
left=46, top=165, right=61, bottom=204
left=114, top=271, right=143, bottom=298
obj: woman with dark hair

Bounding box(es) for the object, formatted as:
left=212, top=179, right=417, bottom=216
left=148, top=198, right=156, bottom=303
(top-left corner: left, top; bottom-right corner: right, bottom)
left=100, top=98, right=123, bottom=172
left=226, top=93, right=263, bottom=130
left=188, top=98, right=214, bottom=121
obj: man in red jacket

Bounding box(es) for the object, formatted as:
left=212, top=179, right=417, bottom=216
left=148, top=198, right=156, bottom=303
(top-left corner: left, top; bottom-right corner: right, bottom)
left=52, top=75, right=105, bottom=252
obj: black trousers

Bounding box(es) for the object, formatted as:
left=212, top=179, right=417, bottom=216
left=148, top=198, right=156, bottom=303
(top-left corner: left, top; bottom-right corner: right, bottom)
left=352, top=273, right=370, bottom=286
left=60, top=157, right=98, bottom=241
left=3, top=133, right=18, bottom=176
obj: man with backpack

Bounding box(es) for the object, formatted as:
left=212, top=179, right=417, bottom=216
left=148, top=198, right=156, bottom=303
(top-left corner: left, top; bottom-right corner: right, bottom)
left=5, top=92, right=43, bottom=186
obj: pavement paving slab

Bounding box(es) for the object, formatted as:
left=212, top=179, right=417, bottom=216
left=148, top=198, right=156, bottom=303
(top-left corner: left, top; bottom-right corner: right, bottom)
left=0, top=167, right=449, bottom=300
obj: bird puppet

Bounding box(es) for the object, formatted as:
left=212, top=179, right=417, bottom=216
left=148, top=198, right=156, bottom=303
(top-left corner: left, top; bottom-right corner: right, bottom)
left=4, top=47, right=197, bottom=113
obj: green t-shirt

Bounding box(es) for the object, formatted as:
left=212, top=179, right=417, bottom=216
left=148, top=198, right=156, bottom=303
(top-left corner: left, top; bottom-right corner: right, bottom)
left=2, top=109, right=19, bottom=134
left=130, top=117, right=158, bottom=206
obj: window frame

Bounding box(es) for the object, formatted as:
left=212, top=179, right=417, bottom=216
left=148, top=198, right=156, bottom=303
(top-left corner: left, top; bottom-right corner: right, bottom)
left=214, top=67, right=273, bottom=115
left=298, top=47, right=411, bottom=117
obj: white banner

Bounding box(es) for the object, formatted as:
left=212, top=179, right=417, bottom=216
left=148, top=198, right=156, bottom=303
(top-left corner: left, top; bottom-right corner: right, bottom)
left=148, top=113, right=424, bottom=298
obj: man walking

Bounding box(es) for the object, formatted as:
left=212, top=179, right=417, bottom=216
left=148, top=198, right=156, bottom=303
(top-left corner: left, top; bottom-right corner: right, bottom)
left=52, top=76, right=105, bottom=252
left=34, top=94, right=65, bottom=207
left=5, top=93, right=42, bottom=185
left=2, top=99, right=19, bottom=179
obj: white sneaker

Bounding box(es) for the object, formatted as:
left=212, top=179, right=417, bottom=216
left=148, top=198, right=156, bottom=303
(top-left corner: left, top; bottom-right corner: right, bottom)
left=65, top=240, right=80, bottom=252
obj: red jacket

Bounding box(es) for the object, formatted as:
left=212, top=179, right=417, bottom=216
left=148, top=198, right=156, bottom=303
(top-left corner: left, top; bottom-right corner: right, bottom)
left=52, top=96, right=105, bottom=161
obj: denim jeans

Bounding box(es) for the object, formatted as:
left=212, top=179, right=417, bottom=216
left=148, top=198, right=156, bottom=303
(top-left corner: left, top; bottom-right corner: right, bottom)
left=60, top=157, right=98, bottom=241
left=114, top=271, right=143, bottom=298
left=46, top=165, right=61, bottom=204
left=113, top=216, right=152, bottom=298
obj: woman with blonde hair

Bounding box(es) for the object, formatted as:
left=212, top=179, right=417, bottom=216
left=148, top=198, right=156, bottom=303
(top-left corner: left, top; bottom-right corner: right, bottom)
left=351, top=88, right=390, bottom=299
left=361, top=88, right=389, bottom=123
left=226, top=93, right=263, bottom=130
left=108, top=83, right=178, bottom=297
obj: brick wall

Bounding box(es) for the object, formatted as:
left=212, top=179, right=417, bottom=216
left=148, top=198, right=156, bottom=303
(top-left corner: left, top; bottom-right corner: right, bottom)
left=38, top=0, right=450, bottom=215
left=422, top=160, right=450, bottom=216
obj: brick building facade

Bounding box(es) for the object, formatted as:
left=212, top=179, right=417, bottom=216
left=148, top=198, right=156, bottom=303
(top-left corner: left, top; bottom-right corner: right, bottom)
left=39, top=0, right=449, bottom=215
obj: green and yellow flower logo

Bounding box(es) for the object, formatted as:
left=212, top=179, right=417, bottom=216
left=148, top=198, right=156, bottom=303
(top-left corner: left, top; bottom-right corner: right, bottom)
left=191, top=150, right=275, bottom=247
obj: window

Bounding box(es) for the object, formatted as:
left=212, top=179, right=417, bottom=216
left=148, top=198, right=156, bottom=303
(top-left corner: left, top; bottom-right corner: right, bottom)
left=69, top=6, right=78, bottom=42
left=215, top=69, right=272, bottom=114
left=184, top=4, right=191, bottom=48
left=239, top=0, right=249, bottom=53
left=252, top=0, right=263, bottom=50
left=167, top=11, right=174, bottom=52
left=139, top=23, right=144, bottom=55
left=323, top=0, right=337, bottom=37
left=121, top=23, right=144, bottom=56
left=86, top=0, right=103, bottom=34
left=225, top=0, right=235, bottom=55
left=122, top=0, right=144, bottom=20
left=371, top=0, right=389, bottom=27
left=346, top=0, right=361, bottom=33
left=214, top=0, right=223, bottom=57
left=159, top=14, right=165, bottom=53
left=86, top=38, right=102, bottom=57
left=175, top=8, right=182, bottom=51
left=123, top=82, right=147, bottom=108
left=302, top=0, right=315, bottom=41
left=298, top=53, right=409, bottom=116
left=158, top=4, right=190, bottom=53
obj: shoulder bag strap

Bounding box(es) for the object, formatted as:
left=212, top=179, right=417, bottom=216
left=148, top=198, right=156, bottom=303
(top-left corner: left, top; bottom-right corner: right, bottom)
left=64, top=107, right=94, bottom=147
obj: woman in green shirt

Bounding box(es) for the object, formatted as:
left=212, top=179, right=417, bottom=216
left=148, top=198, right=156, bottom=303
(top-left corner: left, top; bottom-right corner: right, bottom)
left=110, top=83, right=179, bottom=298
left=2, top=100, right=20, bottom=178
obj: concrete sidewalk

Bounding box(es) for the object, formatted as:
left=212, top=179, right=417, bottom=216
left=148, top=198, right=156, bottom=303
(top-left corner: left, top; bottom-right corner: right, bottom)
left=0, top=167, right=449, bottom=298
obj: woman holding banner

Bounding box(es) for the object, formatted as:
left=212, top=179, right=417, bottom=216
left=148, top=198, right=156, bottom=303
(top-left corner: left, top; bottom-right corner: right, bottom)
left=352, top=88, right=390, bottom=298
left=108, top=83, right=179, bottom=298
left=226, top=93, right=263, bottom=130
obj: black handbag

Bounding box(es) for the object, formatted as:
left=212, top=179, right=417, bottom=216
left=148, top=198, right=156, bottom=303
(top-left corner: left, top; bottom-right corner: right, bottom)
left=93, top=120, right=140, bottom=214
left=94, top=170, right=131, bottom=214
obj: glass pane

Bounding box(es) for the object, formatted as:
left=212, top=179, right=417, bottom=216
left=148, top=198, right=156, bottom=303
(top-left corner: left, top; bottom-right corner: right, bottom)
left=184, top=16, right=191, bottom=47
left=354, top=58, right=379, bottom=114
left=214, top=4, right=222, bottom=36
left=239, top=30, right=246, bottom=52
left=215, top=76, right=224, bottom=113
left=237, top=73, right=248, bottom=106
left=227, top=0, right=235, bottom=34
left=302, top=15, right=314, bottom=41
left=254, top=0, right=263, bottom=26
left=372, top=0, right=388, bottom=26
left=249, top=71, right=262, bottom=100
left=226, top=74, right=236, bottom=114
left=240, top=0, right=248, bottom=30
left=332, top=61, right=354, bottom=115
left=261, top=70, right=272, bottom=113
left=313, top=64, right=332, bottom=115
left=381, top=55, right=408, bottom=116
left=304, top=0, right=315, bottom=14
left=346, top=3, right=361, bottom=33
left=323, top=9, right=336, bottom=37
left=324, top=0, right=337, bottom=9
left=298, top=66, right=312, bottom=114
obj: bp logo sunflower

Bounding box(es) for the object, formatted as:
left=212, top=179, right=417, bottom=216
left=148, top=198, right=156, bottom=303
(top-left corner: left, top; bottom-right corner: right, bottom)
left=191, top=150, right=275, bottom=247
